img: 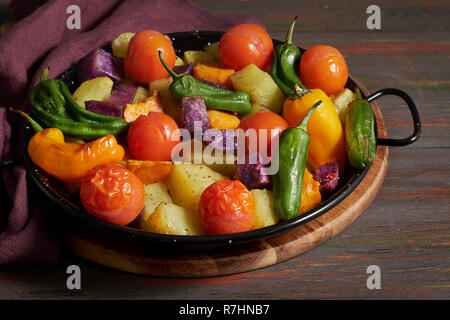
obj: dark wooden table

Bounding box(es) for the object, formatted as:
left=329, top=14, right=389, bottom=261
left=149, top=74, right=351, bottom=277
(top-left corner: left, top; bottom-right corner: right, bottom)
left=0, top=0, right=448, bottom=299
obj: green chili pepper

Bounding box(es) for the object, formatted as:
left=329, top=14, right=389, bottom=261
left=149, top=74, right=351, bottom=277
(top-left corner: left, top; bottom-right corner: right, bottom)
left=270, top=16, right=309, bottom=97
left=29, top=68, right=129, bottom=140
left=344, top=88, right=376, bottom=169
left=158, top=51, right=251, bottom=114
left=30, top=69, right=72, bottom=120
left=273, top=100, right=321, bottom=220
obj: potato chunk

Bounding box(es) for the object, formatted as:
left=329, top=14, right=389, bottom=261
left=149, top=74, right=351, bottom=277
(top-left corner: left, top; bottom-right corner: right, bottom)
left=204, top=41, right=221, bottom=62
left=231, top=64, right=285, bottom=114
left=142, top=203, right=205, bottom=235
left=72, top=77, right=114, bottom=109
left=332, top=88, right=356, bottom=124
left=131, top=86, right=150, bottom=104
left=251, top=189, right=280, bottom=229
left=111, top=32, right=135, bottom=58
left=165, top=163, right=226, bottom=212
left=140, top=182, right=173, bottom=226
left=183, top=50, right=214, bottom=66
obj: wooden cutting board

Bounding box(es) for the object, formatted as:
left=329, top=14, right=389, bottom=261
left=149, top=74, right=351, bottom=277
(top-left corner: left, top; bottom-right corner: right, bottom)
left=67, top=84, right=389, bottom=278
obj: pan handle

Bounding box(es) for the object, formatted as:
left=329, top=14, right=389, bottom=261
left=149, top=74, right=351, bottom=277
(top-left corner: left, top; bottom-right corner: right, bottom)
left=366, top=88, right=421, bottom=146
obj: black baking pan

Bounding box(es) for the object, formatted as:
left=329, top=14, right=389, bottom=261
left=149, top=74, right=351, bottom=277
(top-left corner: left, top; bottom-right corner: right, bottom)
left=15, top=31, right=421, bottom=250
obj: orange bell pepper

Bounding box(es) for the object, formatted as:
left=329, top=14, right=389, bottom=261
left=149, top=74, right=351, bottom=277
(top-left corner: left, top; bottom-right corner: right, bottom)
left=28, top=128, right=124, bottom=182
left=283, top=86, right=346, bottom=173
left=298, top=168, right=322, bottom=214
left=123, top=90, right=164, bottom=123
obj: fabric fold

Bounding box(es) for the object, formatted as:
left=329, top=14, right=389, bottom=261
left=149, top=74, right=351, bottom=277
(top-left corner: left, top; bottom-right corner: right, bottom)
left=0, top=0, right=258, bottom=264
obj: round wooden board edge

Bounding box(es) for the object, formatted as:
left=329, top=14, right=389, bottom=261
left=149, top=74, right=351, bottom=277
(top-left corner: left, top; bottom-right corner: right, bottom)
left=67, top=82, right=389, bottom=278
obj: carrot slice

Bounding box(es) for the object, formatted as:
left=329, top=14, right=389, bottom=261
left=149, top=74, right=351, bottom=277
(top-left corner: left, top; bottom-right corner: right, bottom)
left=207, top=109, right=240, bottom=129
left=193, top=61, right=235, bottom=88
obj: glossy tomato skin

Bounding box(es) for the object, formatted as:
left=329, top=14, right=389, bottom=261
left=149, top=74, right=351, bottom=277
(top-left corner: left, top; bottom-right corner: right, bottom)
left=219, top=24, right=273, bottom=70
left=198, top=179, right=255, bottom=235
left=80, top=164, right=145, bottom=226
left=237, top=111, right=288, bottom=157
left=300, top=45, right=348, bottom=96
left=124, top=30, right=176, bottom=84
left=127, top=112, right=180, bottom=161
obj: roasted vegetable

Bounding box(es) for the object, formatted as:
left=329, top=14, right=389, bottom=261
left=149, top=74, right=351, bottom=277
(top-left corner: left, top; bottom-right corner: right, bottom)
left=230, top=64, right=285, bottom=114
left=80, top=164, right=144, bottom=226
left=140, top=181, right=173, bottom=227
left=165, top=163, right=226, bottom=212
left=199, top=79, right=229, bottom=90
left=207, top=110, right=240, bottom=129
left=127, top=112, right=180, bottom=161
left=159, top=51, right=251, bottom=114
left=175, top=56, right=185, bottom=66
left=198, top=179, right=255, bottom=235
left=78, top=48, right=123, bottom=83
left=193, top=61, right=235, bottom=88
left=123, top=160, right=173, bottom=184
left=123, top=90, right=164, bottom=123
left=283, top=85, right=346, bottom=174
left=181, top=97, right=210, bottom=136
left=273, top=101, right=320, bottom=220
left=204, top=42, right=221, bottom=62
left=236, top=152, right=271, bottom=189
left=299, top=168, right=322, bottom=214
left=344, top=88, right=376, bottom=169
left=332, top=88, right=356, bottom=124
left=124, top=30, right=176, bottom=84
left=183, top=50, right=214, bottom=66
left=85, top=100, right=123, bottom=118
left=300, top=45, right=348, bottom=96
left=13, top=109, right=125, bottom=182
left=219, top=23, right=273, bottom=71
left=132, top=86, right=150, bottom=104
left=314, top=161, right=339, bottom=195
left=72, top=76, right=114, bottom=109
left=270, top=16, right=308, bottom=97
left=30, top=69, right=129, bottom=140
left=111, top=32, right=135, bottom=58
left=251, top=189, right=280, bottom=229
left=173, top=63, right=194, bottom=75
left=143, top=203, right=205, bottom=235
left=105, top=83, right=137, bottom=108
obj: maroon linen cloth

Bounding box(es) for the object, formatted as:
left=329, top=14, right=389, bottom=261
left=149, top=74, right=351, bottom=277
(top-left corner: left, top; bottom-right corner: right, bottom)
left=0, top=0, right=258, bottom=264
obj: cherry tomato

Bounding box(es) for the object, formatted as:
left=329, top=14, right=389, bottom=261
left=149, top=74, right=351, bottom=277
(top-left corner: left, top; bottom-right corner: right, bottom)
left=198, top=179, right=255, bottom=235
left=127, top=112, right=180, bottom=161
left=124, top=30, right=176, bottom=84
left=219, top=24, right=273, bottom=70
left=80, top=164, right=145, bottom=226
left=237, top=111, right=288, bottom=157
left=299, top=45, right=348, bottom=96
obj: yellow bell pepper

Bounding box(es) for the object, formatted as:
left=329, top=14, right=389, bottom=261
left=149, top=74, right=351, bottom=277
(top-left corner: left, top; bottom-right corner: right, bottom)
left=283, top=86, right=346, bottom=173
